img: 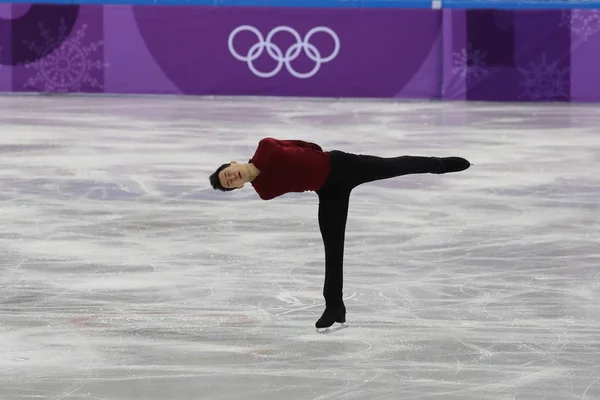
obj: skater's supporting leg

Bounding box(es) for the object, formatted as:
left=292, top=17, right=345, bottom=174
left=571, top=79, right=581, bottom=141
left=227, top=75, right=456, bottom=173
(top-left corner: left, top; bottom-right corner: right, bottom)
left=311, top=151, right=469, bottom=329
left=315, top=187, right=350, bottom=328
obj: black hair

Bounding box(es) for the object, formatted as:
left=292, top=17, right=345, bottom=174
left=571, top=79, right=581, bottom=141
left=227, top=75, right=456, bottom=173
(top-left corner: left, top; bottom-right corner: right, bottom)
left=209, top=163, right=236, bottom=191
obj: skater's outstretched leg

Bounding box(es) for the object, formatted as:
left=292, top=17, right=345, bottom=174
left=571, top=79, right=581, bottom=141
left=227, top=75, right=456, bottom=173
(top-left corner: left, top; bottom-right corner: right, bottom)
left=315, top=185, right=350, bottom=329
left=338, top=152, right=470, bottom=189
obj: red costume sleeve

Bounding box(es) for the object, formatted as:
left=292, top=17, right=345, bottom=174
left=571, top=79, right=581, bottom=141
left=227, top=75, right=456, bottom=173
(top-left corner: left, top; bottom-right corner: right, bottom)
left=260, top=137, right=323, bottom=152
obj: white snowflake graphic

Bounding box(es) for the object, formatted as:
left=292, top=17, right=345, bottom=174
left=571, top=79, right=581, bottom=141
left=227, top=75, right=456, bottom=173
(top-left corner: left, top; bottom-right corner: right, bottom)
left=519, top=53, right=569, bottom=100
left=452, top=44, right=488, bottom=83
left=560, top=10, right=600, bottom=41
left=22, top=19, right=107, bottom=93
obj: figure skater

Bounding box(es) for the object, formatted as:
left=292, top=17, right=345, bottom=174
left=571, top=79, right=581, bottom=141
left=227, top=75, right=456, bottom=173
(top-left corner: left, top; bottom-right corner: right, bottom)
left=209, top=138, right=470, bottom=330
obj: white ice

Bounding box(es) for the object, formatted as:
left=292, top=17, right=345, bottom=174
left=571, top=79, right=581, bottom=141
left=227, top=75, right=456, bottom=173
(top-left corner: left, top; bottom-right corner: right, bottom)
left=0, top=95, right=599, bottom=400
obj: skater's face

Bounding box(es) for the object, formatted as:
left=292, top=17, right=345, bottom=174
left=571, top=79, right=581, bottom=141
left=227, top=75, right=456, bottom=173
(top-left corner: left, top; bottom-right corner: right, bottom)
left=219, top=162, right=248, bottom=189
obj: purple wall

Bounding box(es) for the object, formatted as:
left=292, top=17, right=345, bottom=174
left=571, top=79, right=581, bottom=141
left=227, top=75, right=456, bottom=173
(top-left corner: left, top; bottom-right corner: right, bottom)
left=444, top=10, right=570, bottom=101
left=444, top=9, right=600, bottom=102
left=1, top=4, right=600, bottom=102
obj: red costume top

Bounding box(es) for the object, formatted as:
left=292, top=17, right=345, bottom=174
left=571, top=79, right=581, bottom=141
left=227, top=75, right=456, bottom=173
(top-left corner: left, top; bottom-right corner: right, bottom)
left=250, top=138, right=331, bottom=200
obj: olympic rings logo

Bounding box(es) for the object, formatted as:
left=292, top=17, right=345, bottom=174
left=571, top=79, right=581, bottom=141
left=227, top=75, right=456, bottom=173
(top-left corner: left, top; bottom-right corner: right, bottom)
left=228, top=25, right=340, bottom=79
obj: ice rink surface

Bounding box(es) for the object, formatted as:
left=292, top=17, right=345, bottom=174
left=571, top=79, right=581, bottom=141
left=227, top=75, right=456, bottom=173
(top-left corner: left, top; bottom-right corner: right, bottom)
left=0, top=95, right=598, bottom=400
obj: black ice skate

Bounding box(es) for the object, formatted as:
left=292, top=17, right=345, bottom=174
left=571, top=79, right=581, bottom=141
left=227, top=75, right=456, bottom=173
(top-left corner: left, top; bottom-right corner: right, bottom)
left=431, top=157, right=470, bottom=174
left=316, top=304, right=347, bottom=333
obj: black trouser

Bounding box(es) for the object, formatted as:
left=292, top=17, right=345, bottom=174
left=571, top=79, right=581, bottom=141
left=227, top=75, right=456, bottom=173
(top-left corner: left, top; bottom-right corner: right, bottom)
left=315, top=150, right=444, bottom=308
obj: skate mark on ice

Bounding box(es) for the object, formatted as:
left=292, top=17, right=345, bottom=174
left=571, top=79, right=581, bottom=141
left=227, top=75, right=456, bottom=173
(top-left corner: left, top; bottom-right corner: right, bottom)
left=582, top=379, right=600, bottom=400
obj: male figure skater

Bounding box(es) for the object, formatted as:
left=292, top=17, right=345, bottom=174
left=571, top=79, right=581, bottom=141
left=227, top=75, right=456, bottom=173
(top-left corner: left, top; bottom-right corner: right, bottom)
left=209, top=138, right=470, bottom=330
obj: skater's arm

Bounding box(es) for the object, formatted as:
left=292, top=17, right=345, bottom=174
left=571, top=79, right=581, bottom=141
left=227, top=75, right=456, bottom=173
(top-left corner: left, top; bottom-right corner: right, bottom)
left=252, top=138, right=278, bottom=168
left=264, top=138, right=323, bottom=152
left=282, top=140, right=323, bottom=151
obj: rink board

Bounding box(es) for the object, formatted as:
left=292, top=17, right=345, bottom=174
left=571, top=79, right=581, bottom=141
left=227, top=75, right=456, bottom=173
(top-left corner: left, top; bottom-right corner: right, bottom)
left=0, top=4, right=600, bottom=101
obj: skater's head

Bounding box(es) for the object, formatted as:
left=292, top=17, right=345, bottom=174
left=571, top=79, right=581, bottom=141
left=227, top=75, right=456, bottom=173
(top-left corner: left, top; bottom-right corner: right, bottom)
left=210, top=161, right=252, bottom=191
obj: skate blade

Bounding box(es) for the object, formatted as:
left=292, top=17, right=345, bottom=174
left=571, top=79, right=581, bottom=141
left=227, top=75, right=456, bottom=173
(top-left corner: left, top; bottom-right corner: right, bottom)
left=316, top=323, right=348, bottom=334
